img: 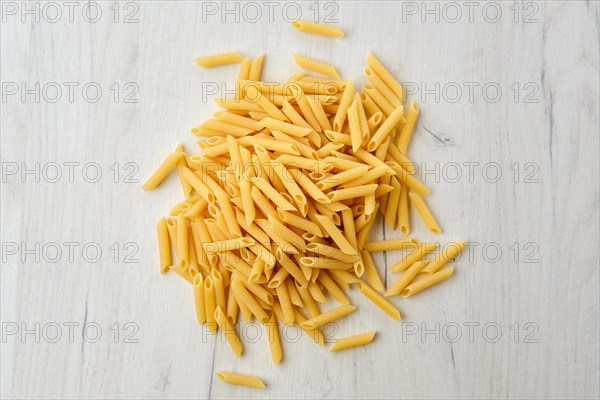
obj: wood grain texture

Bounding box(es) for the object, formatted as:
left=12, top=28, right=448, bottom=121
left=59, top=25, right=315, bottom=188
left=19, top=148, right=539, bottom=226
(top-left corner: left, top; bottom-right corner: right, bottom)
left=1, top=1, right=598, bottom=399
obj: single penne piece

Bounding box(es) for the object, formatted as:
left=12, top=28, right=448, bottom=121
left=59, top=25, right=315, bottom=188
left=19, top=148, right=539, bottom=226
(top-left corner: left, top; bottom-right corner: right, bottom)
left=347, top=100, right=362, bottom=152
left=385, top=260, right=428, bottom=296
left=289, top=169, right=331, bottom=203
left=211, top=269, right=227, bottom=311
left=295, top=280, right=320, bottom=317
left=361, top=250, right=385, bottom=292
left=293, top=53, right=341, bottom=79
left=239, top=178, right=256, bottom=226
left=314, top=214, right=358, bottom=255
left=277, top=154, right=333, bottom=172
left=142, top=151, right=185, bottom=189
left=327, top=184, right=378, bottom=202
left=192, top=274, right=206, bottom=324
left=214, top=97, right=263, bottom=112
left=249, top=258, right=265, bottom=283
left=408, top=192, right=441, bottom=234
left=232, top=279, right=269, bottom=323
left=203, top=237, right=255, bottom=254
left=268, top=215, right=307, bottom=252
left=356, top=281, right=401, bottom=320
left=355, top=94, right=370, bottom=144
left=364, top=67, right=401, bottom=107
left=277, top=250, right=309, bottom=287
left=215, top=371, right=266, bottom=389
left=364, top=84, right=395, bottom=116
left=367, top=112, right=383, bottom=133
left=333, top=80, right=355, bottom=131
left=286, top=276, right=304, bottom=307
left=299, top=257, right=354, bottom=270
left=271, top=131, right=318, bottom=160
left=318, top=270, right=350, bottom=305
left=308, top=282, right=328, bottom=303
left=227, top=284, right=239, bottom=324
left=386, top=141, right=416, bottom=173
left=214, top=306, right=243, bottom=356
left=389, top=242, right=437, bottom=272
left=397, top=101, right=419, bottom=152
left=291, top=20, right=344, bottom=37
left=278, top=209, right=322, bottom=237
left=386, top=161, right=430, bottom=195
left=200, top=119, right=255, bottom=137
left=318, top=166, right=370, bottom=190
left=157, top=217, right=171, bottom=273
left=288, top=86, right=322, bottom=132
left=248, top=54, right=265, bottom=81
left=366, top=52, right=404, bottom=101
left=270, top=162, right=307, bottom=210
left=384, top=177, right=401, bottom=228
left=176, top=216, right=189, bottom=264
left=174, top=144, right=193, bottom=198
left=398, top=183, right=410, bottom=235
left=213, top=110, right=262, bottom=131
left=194, top=52, right=244, bottom=67
left=294, top=308, right=325, bottom=345
left=275, top=281, right=295, bottom=324
left=181, top=167, right=215, bottom=203
left=215, top=190, right=242, bottom=237
left=330, top=330, right=376, bottom=352
left=363, top=238, right=419, bottom=252
left=264, top=313, right=283, bottom=365
left=421, top=241, right=466, bottom=275
left=245, top=86, right=288, bottom=122
left=252, top=174, right=297, bottom=211
left=368, top=104, right=404, bottom=151
left=360, top=91, right=383, bottom=116
left=300, top=304, right=356, bottom=329
left=307, top=96, right=333, bottom=131
left=204, top=276, right=217, bottom=332
left=402, top=267, right=454, bottom=298
left=258, top=118, right=312, bottom=137
left=306, top=243, right=359, bottom=263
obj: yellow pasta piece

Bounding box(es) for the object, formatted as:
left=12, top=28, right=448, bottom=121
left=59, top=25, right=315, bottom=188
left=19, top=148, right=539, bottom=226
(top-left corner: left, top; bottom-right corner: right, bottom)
left=364, top=67, right=401, bottom=107
left=402, top=267, right=454, bottom=298
left=368, top=104, right=404, bottom=151
left=361, top=250, right=384, bottom=292
left=214, top=307, right=243, bottom=356
left=330, top=330, right=376, bottom=352
left=248, top=54, right=265, bottom=81
left=421, top=241, right=466, bottom=275
left=318, top=270, right=350, bottom=305
left=232, top=279, right=269, bottom=323
left=356, top=281, right=401, bottom=320
left=385, top=260, right=428, bottom=297
left=314, top=214, right=357, bottom=255
left=258, top=118, right=312, bottom=137
left=366, top=52, right=404, bottom=101
left=194, top=52, right=244, bottom=67
left=291, top=20, right=344, bottom=37
left=142, top=151, right=185, bottom=189
left=156, top=217, right=171, bottom=273
left=293, top=53, right=341, bottom=79
left=192, top=274, right=206, bottom=324
left=264, top=313, right=282, bottom=365
left=245, top=86, right=288, bottom=122
left=300, top=304, right=356, bottom=328
left=389, top=242, right=437, bottom=272
left=216, top=371, right=266, bottom=389
left=397, top=101, right=419, bottom=152
left=363, top=238, right=419, bottom=252
left=204, top=276, right=217, bottom=332
left=408, top=192, right=441, bottom=234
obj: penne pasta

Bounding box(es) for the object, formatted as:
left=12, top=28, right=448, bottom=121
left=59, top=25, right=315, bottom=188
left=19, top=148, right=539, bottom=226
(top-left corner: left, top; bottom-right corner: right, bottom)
left=330, top=330, right=376, bottom=352
left=356, top=281, right=401, bottom=320
left=291, top=20, right=345, bottom=37
left=421, top=241, right=466, bottom=275
left=293, top=53, right=341, bottom=79
left=300, top=304, right=356, bottom=328
left=402, top=267, right=454, bottom=298
left=214, top=306, right=243, bottom=356
left=216, top=371, right=266, bottom=389
left=408, top=192, right=441, bottom=234
left=194, top=52, right=244, bottom=67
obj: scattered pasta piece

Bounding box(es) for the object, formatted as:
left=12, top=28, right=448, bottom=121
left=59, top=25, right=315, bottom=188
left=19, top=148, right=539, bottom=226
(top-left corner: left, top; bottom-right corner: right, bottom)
left=194, top=52, right=244, bottom=67
left=291, top=20, right=345, bottom=38
left=330, top=330, right=376, bottom=352
left=216, top=371, right=266, bottom=389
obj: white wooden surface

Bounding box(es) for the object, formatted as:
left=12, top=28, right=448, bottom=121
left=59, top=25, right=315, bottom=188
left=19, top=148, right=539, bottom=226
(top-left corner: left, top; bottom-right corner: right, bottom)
left=1, top=1, right=599, bottom=399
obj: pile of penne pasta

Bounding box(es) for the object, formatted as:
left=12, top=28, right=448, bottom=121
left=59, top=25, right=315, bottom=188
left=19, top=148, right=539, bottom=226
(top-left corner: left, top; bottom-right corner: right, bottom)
left=143, top=40, right=465, bottom=389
